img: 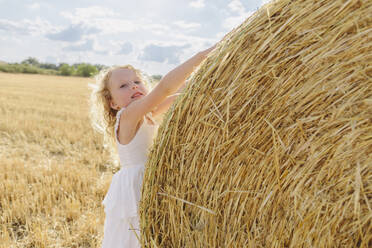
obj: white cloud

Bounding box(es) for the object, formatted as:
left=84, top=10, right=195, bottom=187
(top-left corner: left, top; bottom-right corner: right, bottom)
left=28, top=3, right=40, bottom=10
left=60, top=7, right=169, bottom=35
left=173, top=21, right=201, bottom=30
left=139, top=43, right=191, bottom=64
left=61, top=6, right=138, bottom=34
left=46, top=24, right=99, bottom=42
left=95, top=18, right=140, bottom=33
left=142, top=22, right=171, bottom=35
left=116, top=42, right=133, bottom=55
left=190, top=0, right=205, bottom=9
left=223, top=0, right=254, bottom=30
left=61, top=6, right=117, bottom=20
left=0, top=17, right=58, bottom=36
left=63, top=39, right=94, bottom=52
left=228, top=0, right=245, bottom=14
left=62, top=38, right=110, bottom=56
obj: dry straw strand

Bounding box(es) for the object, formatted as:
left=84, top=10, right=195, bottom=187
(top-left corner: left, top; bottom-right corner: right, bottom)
left=140, top=0, right=372, bottom=247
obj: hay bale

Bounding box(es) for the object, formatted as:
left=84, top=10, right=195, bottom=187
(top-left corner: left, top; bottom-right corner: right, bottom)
left=140, top=0, right=372, bottom=246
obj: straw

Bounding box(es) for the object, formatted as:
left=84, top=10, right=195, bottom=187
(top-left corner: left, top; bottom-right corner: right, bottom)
left=140, top=0, right=372, bottom=247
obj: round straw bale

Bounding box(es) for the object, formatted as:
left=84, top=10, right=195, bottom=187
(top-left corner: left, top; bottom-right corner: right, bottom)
left=140, top=0, right=372, bottom=247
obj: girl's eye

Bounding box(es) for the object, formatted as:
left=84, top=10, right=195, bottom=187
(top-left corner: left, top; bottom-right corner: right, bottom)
left=135, top=81, right=141, bottom=84
left=120, top=84, right=127, bottom=88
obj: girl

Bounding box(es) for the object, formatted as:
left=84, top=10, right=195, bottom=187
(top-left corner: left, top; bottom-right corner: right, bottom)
left=90, top=44, right=216, bottom=247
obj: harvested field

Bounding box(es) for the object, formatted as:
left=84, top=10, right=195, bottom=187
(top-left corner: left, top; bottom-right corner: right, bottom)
left=0, top=72, right=113, bottom=247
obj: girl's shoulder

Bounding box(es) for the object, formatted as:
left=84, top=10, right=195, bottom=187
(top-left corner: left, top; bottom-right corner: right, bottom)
left=115, top=108, right=142, bottom=145
left=115, top=107, right=157, bottom=146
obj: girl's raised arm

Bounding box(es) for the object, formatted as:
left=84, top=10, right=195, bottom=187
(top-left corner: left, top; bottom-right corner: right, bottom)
left=157, top=45, right=216, bottom=94
left=123, top=45, right=216, bottom=125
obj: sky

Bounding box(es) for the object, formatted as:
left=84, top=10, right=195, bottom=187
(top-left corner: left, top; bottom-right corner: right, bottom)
left=0, top=0, right=269, bottom=75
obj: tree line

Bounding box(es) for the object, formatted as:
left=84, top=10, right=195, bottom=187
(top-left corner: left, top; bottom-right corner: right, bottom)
left=0, top=57, right=163, bottom=80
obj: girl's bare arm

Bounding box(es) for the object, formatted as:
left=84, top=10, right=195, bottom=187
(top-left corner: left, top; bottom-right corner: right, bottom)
left=151, top=82, right=187, bottom=117
left=123, top=45, right=215, bottom=125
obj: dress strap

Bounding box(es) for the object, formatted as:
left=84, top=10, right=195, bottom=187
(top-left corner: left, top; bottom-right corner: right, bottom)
left=114, top=108, right=126, bottom=142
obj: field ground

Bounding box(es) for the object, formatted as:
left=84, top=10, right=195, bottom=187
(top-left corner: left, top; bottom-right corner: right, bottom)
left=0, top=72, right=115, bottom=247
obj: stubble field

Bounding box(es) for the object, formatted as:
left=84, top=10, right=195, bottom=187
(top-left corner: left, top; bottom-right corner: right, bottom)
left=0, top=72, right=114, bottom=247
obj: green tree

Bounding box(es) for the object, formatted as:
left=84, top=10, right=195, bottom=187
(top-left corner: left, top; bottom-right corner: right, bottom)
left=39, top=63, right=58, bottom=70
left=76, top=63, right=98, bottom=77
left=59, top=63, right=75, bottom=76
left=21, top=57, right=40, bottom=67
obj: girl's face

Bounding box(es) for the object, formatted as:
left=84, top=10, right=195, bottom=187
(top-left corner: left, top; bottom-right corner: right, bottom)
left=108, top=68, right=148, bottom=110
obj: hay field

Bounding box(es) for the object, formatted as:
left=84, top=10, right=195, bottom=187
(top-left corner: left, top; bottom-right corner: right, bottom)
left=0, top=72, right=113, bottom=247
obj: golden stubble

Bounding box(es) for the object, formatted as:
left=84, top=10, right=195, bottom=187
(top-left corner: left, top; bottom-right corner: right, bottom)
left=0, top=72, right=114, bottom=247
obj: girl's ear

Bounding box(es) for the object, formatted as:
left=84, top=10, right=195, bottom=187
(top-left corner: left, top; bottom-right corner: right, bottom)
left=110, top=99, right=119, bottom=110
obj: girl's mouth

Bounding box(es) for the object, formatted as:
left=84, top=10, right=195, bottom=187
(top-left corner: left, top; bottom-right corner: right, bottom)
left=132, top=92, right=143, bottom=98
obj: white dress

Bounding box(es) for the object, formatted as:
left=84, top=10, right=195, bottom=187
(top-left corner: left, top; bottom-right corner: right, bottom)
left=101, top=107, right=159, bottom=248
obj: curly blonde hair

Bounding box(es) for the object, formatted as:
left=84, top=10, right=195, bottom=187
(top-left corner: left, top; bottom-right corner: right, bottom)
left=89, top=65, right=153, bottom=167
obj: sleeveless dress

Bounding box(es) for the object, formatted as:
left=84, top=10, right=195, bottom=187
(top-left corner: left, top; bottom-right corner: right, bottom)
left=101, top=107, right=159, bottom=248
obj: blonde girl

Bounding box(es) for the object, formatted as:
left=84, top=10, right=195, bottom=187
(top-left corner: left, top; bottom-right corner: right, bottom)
left=90, top=45, right=215, bottom=247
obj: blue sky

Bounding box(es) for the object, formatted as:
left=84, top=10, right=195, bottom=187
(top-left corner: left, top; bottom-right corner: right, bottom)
left=0, top=0, right=267, bottom=75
